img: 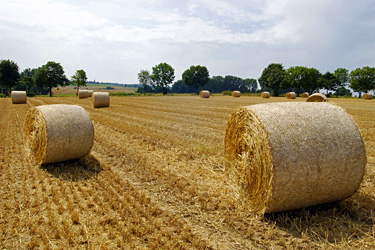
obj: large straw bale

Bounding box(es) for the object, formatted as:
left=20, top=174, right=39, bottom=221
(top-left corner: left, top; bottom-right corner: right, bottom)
left=286, top=92, right=296, bottom=99
left=261, top=92, right=270, bottom=98
left=87, top=90, right=94, bottom=97
left=24, top=104, right=94, bottom=164
left=93, top=92, right=110, bottom=108
left=232, top=91, right=241, bottom=97
left=363, top=93, right=373, bottom=100
left=225, top=102, right=366, bottom=213
left=199, top=90, right=210, bottom=98
left=301, top=92, right=309, bottom=98
left=78, top=89, right=90, bottom=99
left=11, top=91, right=27, bottom=104
left=306, top=93, right=328, bottom=102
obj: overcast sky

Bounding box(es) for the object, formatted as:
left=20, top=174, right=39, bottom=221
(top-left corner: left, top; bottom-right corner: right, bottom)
left=1, top=0, right=374, bottom=84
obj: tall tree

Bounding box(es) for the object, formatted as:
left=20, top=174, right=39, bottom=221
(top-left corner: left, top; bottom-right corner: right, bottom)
left=17, top=68, right=37, bottom=93
left=243, top=78, right=258, bottom=93
left=318, top=72, right=341, bottom=96
left=258, top=63, right=285, bottom=96
left=34, top=61, right=69, bottom=97
left=138, top=69, right=152, bottom=94
left=151, top=62, right=175, bottom=95
left=283, top=66, right=308, bottom=96
left=71, top=69, right=88, bottom=95
left=304, top=67, right=321, bottom=94
left=334, top=68, right=348, bottom=87
left=0, top=59, right=20, bottom=96
left=182, top=65, right=209, bottom=94
left=349, top=66, right=375, bottom=98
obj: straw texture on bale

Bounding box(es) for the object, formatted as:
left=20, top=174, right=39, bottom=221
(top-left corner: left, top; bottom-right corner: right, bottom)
left=301, top=92, right=309, bottom=98
left=286, top=92, right=296, bottom=99
left=225, top=102, right=366, bottom=213
left=363, top=93, right=373, bottom=100
left=93, top=92, right=110, bottom=108
left=87, top=90, right=93, bottom=97
left=24, top=104, right=94, bottom=165
left=78, top=90, right=90, bottom=99
left=306, top=93, right=328, bottom=102
left=11, top=91, right=27, bottom=104
left=232, top=91, right=241, bottom=97
left=261, top=92, right=270, bottom=98
left=199, top=90, right=210, bottom=98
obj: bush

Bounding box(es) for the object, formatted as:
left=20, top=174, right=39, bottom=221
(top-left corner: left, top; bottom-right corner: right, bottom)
left=109, top=92, right=139, bottom=96
left=222, top=90, right=232, bottom=96
left=106, top=86, right=114, bottom=90
left=27, top=91, right=36, bottom=97
left=0, top=93, right=5, bottom=98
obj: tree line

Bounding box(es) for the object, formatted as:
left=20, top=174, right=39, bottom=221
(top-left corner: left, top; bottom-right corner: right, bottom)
left=0, top=59, right=88, bottom=96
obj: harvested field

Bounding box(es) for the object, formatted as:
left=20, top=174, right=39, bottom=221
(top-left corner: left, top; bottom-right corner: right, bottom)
left=0, top=96, right=374, bottom=249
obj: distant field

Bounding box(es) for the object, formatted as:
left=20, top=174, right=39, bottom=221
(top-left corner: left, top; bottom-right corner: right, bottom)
left=52, top=84, right=137, bottom=96
left=1, top=96, right=374, bottom=249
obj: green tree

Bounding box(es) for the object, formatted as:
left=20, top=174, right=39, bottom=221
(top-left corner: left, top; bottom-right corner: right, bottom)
left=0, top=59, right=20, bottom=96
left=182, top=65, right=209, bottom=94
left=243, top=78, right=258, bottom=93
left=151, top=62, right=175, bottom=95
left=34, top=61, right=69, bottom=97
left=304, top=68, right=321, bottom=94
left=283, top=66, right=308, bottom=96
left=318, top=72, right=341, bottom=96
left=334, top=68, right=348, bottom=87
left=258, top=63, right=285, bottom=96
left=349, top=66, right=375, bottom=98
left=71, top=69, right=88, bottom=95
left=138, top=69, right=152, bottom=94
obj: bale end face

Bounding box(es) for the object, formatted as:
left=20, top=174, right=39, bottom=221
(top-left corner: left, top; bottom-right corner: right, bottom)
left=306, top=93, right=328, bottom=102
left=261, top=92, right=270, bottom=98
left=93, top=92, right=110, bottom=108
left=232, top=91, right=241, bottom=97
left=11, top=91, right=27, bottom=104
left=199, top=90, right=210, bottom=98
left=286, top=92, right=296, bottom=99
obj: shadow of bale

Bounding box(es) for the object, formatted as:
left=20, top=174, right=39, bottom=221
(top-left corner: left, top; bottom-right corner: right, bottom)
left=41, top=154, right=103, bottom=181
left=264, top=192, right=375, bottom=245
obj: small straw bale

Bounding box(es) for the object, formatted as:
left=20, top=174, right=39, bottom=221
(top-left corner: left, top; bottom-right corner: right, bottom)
left=301, top=92, right=309, bottom=98
left=363, top=93, right=373, bottom=100
left=306, top=93, right=328, bottom=102
left=261, top=92, right=270, bottom=98
left=225, top=102, right=366, bottom=213
left=11, top=91, right=27, bottom=104
left=87, top=90, right=94, bottom=97
left=24, top=104, right=94, bottom=164
left=78, top=89, right=90, bottom=99
left=232, top=91, right=241, bottom=97
left=199, top=90, right=210, bottom=98
left=286, top=92, right=296, bottom=99
left=93, top=92, right=110, bottom=108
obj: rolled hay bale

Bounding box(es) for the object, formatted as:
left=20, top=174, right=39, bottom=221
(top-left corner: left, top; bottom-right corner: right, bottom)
left=261, top=92, right=270, bottom=98
left=24, top=104, right=94, bottom=165
left=93, top=92, right=110, bottom=108
left=232, top=91, right=241, bottom=97
left=301, top=92, right=309, bottom=98
left=286, top=92, right=296, bottom=99
left=78, top=89, right=89, bottom=99
left=306, top=93, right=328, bottom=102
left=363, top=93, right=373, bottom=100
left=87, top=90, right=94, bottom=97
left=225, top=102, right=366, bottom=213
left=199, top=90, right=210, bottom=98
left=11, top=91, right=27, bottom=104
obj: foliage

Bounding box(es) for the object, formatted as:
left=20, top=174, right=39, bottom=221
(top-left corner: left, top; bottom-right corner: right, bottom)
left=222, top=90, right=232, bottom=96
left=258, top=63, right=285, bottom=96
left=0, top=59, right=20, bottom=96
left=335, top=87, right=352, bottom=97
left=0, top=93, right=5, bottom=98
left=109, top=92, right=139, bottom=96
left=71, top=69, right=88, bottom=95
left=318, top=72, right=341, bottom=96
left=138, top=69, right=152, bottom=94
left=136, top=85, right=154, bottom=94
left=171, top=80, right=196, bottom=93
left=105, top=86, right=114, bottom=90
left=349, top=66, right=375, bottom=97
left=243, top=78, right=258, bottom=93
left=34, top=61, right=69, bottom=97
left=334, top=68, right=348, bottom=87
left=151, top=63, right=175, bottom=95
left=199, top=75, right=258, bottom=93
left=182, top=65, right=210, bottom=94
left=283, top=66, right=321, bottom=95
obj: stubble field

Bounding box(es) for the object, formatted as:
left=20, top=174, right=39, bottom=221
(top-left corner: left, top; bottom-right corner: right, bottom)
left=0, top=95, right=374, bottom=249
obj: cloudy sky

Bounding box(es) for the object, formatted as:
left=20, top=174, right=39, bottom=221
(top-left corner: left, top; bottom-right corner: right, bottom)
left=1, top=0, right=374, bottom=84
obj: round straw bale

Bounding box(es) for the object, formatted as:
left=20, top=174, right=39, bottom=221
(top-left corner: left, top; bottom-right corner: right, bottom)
left=24, top=104, right=94, bottom=164
left=93, top=92, right=110, bottom=108
left=11, top=91, right=27, bottom=104
left=363, top=93, right=373, bottom=100
left=87, top=90, right=94, bottom=97
left=301, top=92, right=309, bottom=98
left=306, top=93, right=328, bottom=102
left=78, top=89, right=89, bottom=99
left=261, top=92, right=270, bottom=98
left=199, top=90, right=210, bottom=98
left=225, top=102, right=366, bottom=213
left=286, top=92, right=296, bottom=99
left=232, top=91, right=241, bottom=97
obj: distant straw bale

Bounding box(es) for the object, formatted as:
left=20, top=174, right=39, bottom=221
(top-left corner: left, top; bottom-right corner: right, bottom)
left=301, top=92, right=309, bottom=98
left=199, top=90, right=210, bottom=98
left=306, top=93, right=328, bottom=102
left=78, top=90, right=90, bottom=99
left=261, top=92, right=270, bottom=98
left=11, top=91, right=27, bottom=104
left=93, top=92, right=110, bottom=108
left=232, top=91, right=241, bottom=97
left=24, top=104, right=94, bottom=164
left=363, top=93, right=373, bottom=100
left=87, top=90, right=94, bottom=97
left=286, top=92, right=296, bottom=99
left=225, top=102, right=366, bottom=213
